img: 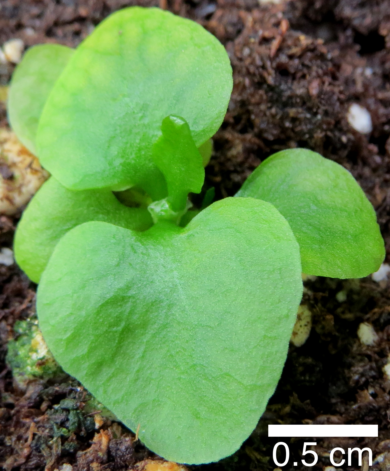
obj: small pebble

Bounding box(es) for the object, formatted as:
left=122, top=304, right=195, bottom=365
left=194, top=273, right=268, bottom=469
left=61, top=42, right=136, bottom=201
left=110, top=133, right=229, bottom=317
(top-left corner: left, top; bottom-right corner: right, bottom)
left=0, top=128, right=49, bottom=215
left=372, top=264, right=390, bottom=282
left=242, top=47, right=251, bottom=58
left=291, top=305, right=312, bottom=347
left=59, top=465, right=73, bottom=471
left=94, top=413, right=104, bottom=429
left=3, top=38, right=24, bottom=64
left=347, top=103, right=373, bottom=134
left=0, top=248, right=14, bottom=266
left=374, top=451, right=390, bottom=469
left=336, top=290, right=347, bottom=302
left=357, top=322, right=378, bottom=346
left=383, top=356, right=390, bottom=380
left=324, top=467, right=338, bottom=471
left=195, top=3, right=216, bottom=17
left=23, top=27, right=36, bottom=37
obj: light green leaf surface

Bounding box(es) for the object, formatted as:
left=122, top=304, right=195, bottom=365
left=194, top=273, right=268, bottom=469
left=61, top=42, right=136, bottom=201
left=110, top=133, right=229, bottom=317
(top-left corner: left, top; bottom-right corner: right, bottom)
left=153, top=116, right=205, bottom=211
left=37, top=197, right=302, bottom=464
left=14, top=178, right=152, bottom=283
left=36, top=7, right=233, bottom=198
left=8, top=44, right=73, bottom=154
left=237, top=148, right=385, bottom=278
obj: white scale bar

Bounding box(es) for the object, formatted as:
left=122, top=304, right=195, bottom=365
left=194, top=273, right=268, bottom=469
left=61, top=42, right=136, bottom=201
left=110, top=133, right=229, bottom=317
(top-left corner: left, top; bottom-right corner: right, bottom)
left=268, top=424, right=378, bottom=438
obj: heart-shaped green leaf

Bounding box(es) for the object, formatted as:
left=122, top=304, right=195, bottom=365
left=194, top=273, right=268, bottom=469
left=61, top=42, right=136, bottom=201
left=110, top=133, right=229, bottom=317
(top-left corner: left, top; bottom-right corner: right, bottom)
left=37, top=197, right=302, bottom=464
left=237, top=149, right=385, bottom=278
left=14, top=177, right=152, bottom=283
left=8, top=44, right=73, bottom=154
left=36, top=7, right=233, bottom=198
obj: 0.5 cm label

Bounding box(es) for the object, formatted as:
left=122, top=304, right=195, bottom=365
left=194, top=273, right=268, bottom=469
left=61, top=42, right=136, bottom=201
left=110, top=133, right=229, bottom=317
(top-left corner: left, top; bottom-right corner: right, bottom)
left=273, top=442, right=373, bottom=467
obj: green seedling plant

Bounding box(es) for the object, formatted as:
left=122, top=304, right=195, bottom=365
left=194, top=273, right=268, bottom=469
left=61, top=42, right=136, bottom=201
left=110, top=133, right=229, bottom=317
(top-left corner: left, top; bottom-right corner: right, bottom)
left=8, top=6, right=385, bottom=465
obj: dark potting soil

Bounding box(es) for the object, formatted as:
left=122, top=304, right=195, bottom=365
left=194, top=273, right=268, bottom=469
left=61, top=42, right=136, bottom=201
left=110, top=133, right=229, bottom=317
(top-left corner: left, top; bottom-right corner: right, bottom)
left=0, top=0, right=390, bottom=470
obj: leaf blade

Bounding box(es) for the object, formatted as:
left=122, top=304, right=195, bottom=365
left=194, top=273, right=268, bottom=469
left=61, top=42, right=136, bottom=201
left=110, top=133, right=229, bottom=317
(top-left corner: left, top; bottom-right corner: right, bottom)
left=36, top=7, right=232, bottom=197
left=37, top=197, right=302, bottom=464
left=14, top=178, right=152, bottom=283
left=8, top=44, right=73, bottom=154
left=237, top=148, right=385, bottom=278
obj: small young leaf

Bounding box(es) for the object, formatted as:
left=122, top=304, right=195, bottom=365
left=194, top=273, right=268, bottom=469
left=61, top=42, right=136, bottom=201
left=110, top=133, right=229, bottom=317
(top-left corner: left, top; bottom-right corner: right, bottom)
left=37, top=197, right=302, bottom=464
left=8, top=44, right=73, bottom=154
left=14, top=178, right=152, bottom=283
left=152, top=115, right=205, bottom=212
left=237, top=148, right=385, bottom=278
left=36, top=7, right=233, bottom=197
left=201, top=187, right=215, bottom=209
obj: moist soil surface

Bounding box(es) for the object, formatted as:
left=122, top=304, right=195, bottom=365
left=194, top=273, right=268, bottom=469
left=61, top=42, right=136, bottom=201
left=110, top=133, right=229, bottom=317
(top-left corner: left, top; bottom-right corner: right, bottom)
left=1, top=0, right=390, bottom=470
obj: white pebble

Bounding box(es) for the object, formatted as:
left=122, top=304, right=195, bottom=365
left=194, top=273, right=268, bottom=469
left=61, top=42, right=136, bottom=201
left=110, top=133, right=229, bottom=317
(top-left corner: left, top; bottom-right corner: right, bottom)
left=347, top=103, right=373, bottom=134
left=0, top=128, right=49, bottom=215
left=324, top=467, right=338, bottom=471
left=372, top=264, right=390, bottom=282
left=59, top=465, right=73, bottom=471
left=383, top=366, right=390, bottom=380
left=0, top=248, right=14, bottom=266
left=3, top=39, right=24, bottom=64
left=291, top=305, right=312, bottom=347
left=383, top=357, right=390, bottom=380
left=24, top=27, right=36, bottom=37
left=242, top=47, right=251, bottom=57
left=357, top=322, right=378, bottom=346
left=364, top=67, right=373, bottom=77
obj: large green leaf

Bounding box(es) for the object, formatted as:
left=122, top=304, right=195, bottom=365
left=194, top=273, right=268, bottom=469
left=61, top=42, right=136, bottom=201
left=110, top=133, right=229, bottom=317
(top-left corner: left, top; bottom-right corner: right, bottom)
left=37, top=197, right=302, bottom=464
left=14, top=178, right=152, bottom=283
left=36, top=7, right=233, bottom=198
left=8, top=44, right=73, bottom=154
left=237, top=148, right=385, bottom=278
